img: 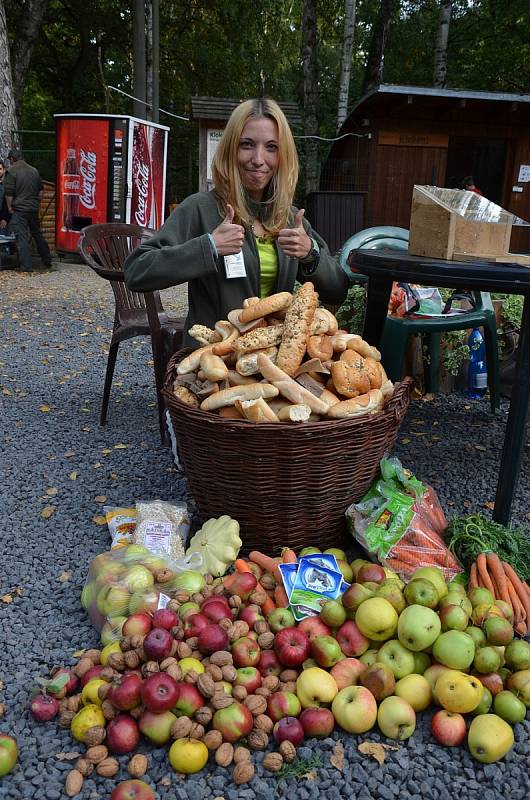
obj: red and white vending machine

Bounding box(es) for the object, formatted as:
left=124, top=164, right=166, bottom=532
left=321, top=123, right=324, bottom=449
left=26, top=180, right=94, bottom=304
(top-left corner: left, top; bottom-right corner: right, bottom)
left=54, top=114, right=169, bottom=253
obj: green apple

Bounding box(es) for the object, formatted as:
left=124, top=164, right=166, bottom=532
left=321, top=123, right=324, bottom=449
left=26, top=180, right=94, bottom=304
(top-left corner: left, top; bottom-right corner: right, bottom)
left=395, top=674, right=432, bottom=711
left=377, top=695, right=416, bottom=740
left=331, top=685, right=377, bottom=734
left=173, top=570, right=206, bottom=594
left=467, top=586, right=494, bottom=608
left=493, top=690, right=527, bottom=725
left=0, top=734, right=18, bottom=777
left=267, top=608, right=296, bottom=632
left=439, top=592, right=472, bottom=617
left=124, top=565, right=155, bottom=593
left=439, top=604, right=469, bottom=632
left=140, top=554, right=168, bottom=571
left=377, top=639, right=415, bottom=679
left=336, top=560, right=354, bottom=584
left=446, top=579, right=467, bottom=595
left=467, top=714, right=514, bottom=763
left=412, top=651, right=431, bottom=675
left=397, top=605, right=441, bottom=652
left=359, top=648, right=379, bottom=668
left=432, top=631, right=475, bottom=670
left=466, top=625, right=486, bottom=649
left=296, top=667, right=338, bottom=708
left=100, top=616, right=127, bottom=645
left=424, top=664, right=451, bottom=704
left=177, top=601, right=201, bottom=620
left=81, top=581, right=96, bottom=610
left=99, top=585, right=131, bottom=618
left=350, top=559, right=370, bottom=580
left=128, top=589, right=160, bottom=615
left=504, top=640, right=530, bottom=671
left=299, top=546, right=321, bottom=556
left=324, top=547, right=347, bottom=561
left=375, top=580, right=406, bottom=614
left=355, top=598, right=398, bottom=641
left=409, top=566, right=448, bottom=601
left=403, top=578, right=439, bottom=609
left=483, top=617, right=514, bottom=646
left=122, top=544, right=151, bottom=562
left=471, top=686, right=493, bottom=716
left=506, top=670, right=530, bottom=707
left=319, top=600, right=346, bottom=628
left=473, top=646, right=502, bottom=674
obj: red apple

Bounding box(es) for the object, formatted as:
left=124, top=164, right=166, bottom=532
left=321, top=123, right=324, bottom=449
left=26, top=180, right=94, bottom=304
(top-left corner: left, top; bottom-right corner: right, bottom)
left=258, top=650, right=282, bottom=677
left=172, top=682, right=205, bottom=717
left=297, top=616, right=332, bottom=642
left=212, top=702, right=254, bottom=742
left=431, top=709, right=467, bottom=746
left=138, top=709, right=177, bottom=745
left=267, top=691, right=302, bottom=722
left=474, top=671, right=504, bottom=696
left=299, top=707, right=335, bottom=738
left=335, top=620, right=370, bottom=658
left=201, top=600, right=233, bottom=623
left=110, top=779, right=156, bottom=800
left=122, top=613, right=153, bottom=637
left=0, top=734, right=18, bottom=778
left=224, top=572, right=257, bottom=599
left=273, top=716, right=305, bottom=746
left=330, top=658, right=367, bottom=690
left=311, top=635, right=344, bottom=668
left=341, top=583, right=375, bottom=612
left=184, top=612, right=209, bottom=639
left=80, top=664, right=106, bottom=688
left=231, top=636, right=261, bottom=668
left=49, top=667, right=79, bottom=696
left=267, top=608, right=296, bottom=633
left=141, top=673, right=179, bottom=713
left=238, top=604, right=264, bottom=628
left=108, top=673, right=143, bottom=711
left=197, top=624, right=229, bottom=655
left=143, top=627, right=173, bottom=662
left=152, top=608, right=179, bottom=630
left=357, top=563, right=386, bottom=584
left=106, top=714, right=140, bottom=754
left=201, top=595, right=231, bottom=612
left=274, top=627, right=311, bottom=667
left=234, top=667, right=262, bottom=694
left=30, top=693, right=59, bottom=722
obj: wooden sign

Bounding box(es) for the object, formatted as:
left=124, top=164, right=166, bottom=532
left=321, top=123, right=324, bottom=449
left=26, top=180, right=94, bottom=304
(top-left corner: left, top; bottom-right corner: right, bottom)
left=379, top=131, right=449, bottom=148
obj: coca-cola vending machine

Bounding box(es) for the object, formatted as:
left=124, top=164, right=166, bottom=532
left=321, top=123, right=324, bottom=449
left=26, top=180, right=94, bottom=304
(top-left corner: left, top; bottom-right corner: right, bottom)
left=55, top=114, right=169, bottom=253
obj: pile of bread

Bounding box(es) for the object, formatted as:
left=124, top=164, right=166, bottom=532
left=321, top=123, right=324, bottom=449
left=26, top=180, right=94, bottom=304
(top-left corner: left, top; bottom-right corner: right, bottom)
left=172, top=283, right=394, bottom=423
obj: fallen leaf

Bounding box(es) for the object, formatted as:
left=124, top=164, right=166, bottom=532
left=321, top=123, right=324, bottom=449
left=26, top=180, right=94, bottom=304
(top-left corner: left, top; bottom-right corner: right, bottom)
left=58, top=571, right=72, bottom=582
left=475, top=445, right=487, bottom=451
left=94, top=495, right=107, bottom=503
left=73, top=650, right=86, bottom=658
left=483, top=501, right=495, bottom=510
left=92, top=515, right=107, bottom=526
left=302, top=771, right=316, bottom=781
left=1, top=595, right=13, bottom=604
left=41, top=506, right=56, bottom=519
left=401, top=438, right=411, bottom=444
left=526, top=512, right=530, bottom=521
left=0, top=680, right=5, bottom=690
left=39, top=405, right=51, bottom=412
left=46, top=487, right=59, bottom=496
left=158, top=777, right=172, bottom=788
left=114, top=443, right=130, bottom=449
left=330, top=740, right=345, bottom=771
left=64, top=450, right=75, bottom=457
left=55, top=751, right=81, bottom=761
left=68, top=471, right=78, bottom=481
left=2, top=388, right=11, bottom=396
left=110, top=472, right=119, bottom=480
left=101, top=449, right=112, bottom=455
left=358, top=741, right=399, bottom=766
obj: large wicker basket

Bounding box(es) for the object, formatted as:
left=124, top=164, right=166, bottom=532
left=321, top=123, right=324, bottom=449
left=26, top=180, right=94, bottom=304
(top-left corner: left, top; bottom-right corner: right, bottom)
left=163, top=350, right=412, bottom=555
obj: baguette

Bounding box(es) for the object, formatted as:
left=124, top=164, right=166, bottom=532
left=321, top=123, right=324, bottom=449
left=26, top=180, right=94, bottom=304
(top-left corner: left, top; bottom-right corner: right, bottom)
left=200, top=352, right=229, bottom=382
left=234, top=324, right=284, bottom=355
left=227, top=308, right=267, bottom=333
left=327, top=389, right=384, bottom=419
left=277, top=403, right=312, bottom=422
left=243, top=296, right=260, bottom=308
left=226, top=370, right=257, bottom=386
left=218, top=405, right=244, bottom=419
left=177, top=345, right=213, bottom=375
left=239, top=292, right=293, bottom=323
left=257, top=353, right=330, bottom=414
left=200, top=382, right=279, bottom=411
left=276, top=282, right=319, bottom=376
left=235, top=397, right=280, bottom=423
left=211, top=321, right=239, bottom=355
left=235, top=346, right=278, bottom=376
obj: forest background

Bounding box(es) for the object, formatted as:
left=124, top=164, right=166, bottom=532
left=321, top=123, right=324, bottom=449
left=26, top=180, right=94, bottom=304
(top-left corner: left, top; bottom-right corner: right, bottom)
left=1, top=0, right=530, bottom=206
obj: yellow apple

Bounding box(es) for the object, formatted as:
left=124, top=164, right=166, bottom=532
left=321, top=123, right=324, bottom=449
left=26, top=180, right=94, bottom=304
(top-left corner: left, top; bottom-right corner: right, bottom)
left=435, top=670, right=483, bottom=713
left=169, top=737, right=208, bottom=773
left=324, top=548, right=347, bottom=561
left=70, top=704, right=106, bottom=742
left=178, top=658, right=205, bottom=675
left=355, top=598, right=398, bottom=641
left=100, top=641, right=121, bottom=665
left=81, top=679, right=107, bottom=707
left=410, top=566, right=448, bottom=601
left=468, top=714, right=514, bottom=763
left=296, top=667, right=338, bottom=708
left=395, top=674, right=432, bottom=711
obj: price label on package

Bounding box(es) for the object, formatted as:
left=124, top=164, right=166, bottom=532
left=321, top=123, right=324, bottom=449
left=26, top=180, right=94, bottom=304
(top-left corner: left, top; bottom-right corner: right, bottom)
left=142, top=521, right=172, bottom=553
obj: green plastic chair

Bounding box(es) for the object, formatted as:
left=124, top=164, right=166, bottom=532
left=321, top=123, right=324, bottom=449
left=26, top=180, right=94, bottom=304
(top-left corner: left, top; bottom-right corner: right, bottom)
left=338, top=226, right=500, bottom=412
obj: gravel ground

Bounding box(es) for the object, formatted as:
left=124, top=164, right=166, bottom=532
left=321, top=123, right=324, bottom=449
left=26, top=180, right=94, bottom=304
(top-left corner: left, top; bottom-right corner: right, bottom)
left=0, top=261, right=529, bottom=800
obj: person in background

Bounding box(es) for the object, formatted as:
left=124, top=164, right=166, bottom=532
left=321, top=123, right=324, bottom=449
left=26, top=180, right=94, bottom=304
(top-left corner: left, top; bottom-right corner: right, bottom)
left=124, top=98, right=349, bottom=346
left=4, top=148, right=52, bottom=271
left=462, top=176, right=483, bottom=196
left=0, top=160, right=10, bottom=230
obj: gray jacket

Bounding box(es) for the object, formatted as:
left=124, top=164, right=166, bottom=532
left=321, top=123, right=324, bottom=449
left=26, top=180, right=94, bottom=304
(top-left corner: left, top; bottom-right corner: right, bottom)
left=124, top=191, right=349, bottom=347
left=4, top=160, right=43, bottom=213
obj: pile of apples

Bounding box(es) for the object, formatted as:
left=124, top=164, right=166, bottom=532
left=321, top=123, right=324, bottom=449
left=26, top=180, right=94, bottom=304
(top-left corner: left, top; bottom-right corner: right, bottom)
left=28, top=549, right=530, bottom=797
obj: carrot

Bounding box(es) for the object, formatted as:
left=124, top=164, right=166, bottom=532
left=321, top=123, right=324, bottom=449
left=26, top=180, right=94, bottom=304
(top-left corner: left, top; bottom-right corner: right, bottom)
left=281, top=548, right=298, bottom=564
left=249, top=551, right=279, bottom=573
left=485, top=552, right=511, bottom=607
left=476, top=552, right=495, bottom=594
left=274, top=585, right=289, bottom=608
left=506, top=577, right=525, bottom=625
left=468, top=563, right=478, bottom=591
left=235, top=557, right=277, bottom=613
left=501, top=561, right=530, bottom=626
left=261, top=595, right=276, bottom=615
left=515, top=621, right=528, bottom=636
left=235, top=558, right=251, bottom=573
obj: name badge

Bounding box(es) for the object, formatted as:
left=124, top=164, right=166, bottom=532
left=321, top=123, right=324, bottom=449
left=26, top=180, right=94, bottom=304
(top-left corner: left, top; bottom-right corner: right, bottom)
left=224, top=251, right=247, bottom=279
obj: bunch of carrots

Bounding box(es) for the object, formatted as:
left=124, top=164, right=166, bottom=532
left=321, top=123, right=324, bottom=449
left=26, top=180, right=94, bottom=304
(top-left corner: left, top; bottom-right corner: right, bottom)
left=225, top=548, right=298, bottom=613
left=469, top=551, right=530, bottom=637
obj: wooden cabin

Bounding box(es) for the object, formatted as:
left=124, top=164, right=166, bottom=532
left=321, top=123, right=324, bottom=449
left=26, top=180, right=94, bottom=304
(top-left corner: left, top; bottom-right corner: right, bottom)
left=320, top=84, right=530, bottom=253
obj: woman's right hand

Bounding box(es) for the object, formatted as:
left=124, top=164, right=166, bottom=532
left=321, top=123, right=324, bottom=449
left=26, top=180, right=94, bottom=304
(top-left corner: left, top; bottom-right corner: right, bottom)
left=212, top=204, right=245, bottom=256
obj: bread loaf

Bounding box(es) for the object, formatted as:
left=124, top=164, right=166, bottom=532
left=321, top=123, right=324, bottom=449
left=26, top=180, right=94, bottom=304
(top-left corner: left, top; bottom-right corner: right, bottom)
left=173, top=385, right=200, bottom=407
left=177, top=346, right=213, bottom=375
left=257, top=354, right=330, bottom=415
left=188, top=325, right=223, bottom=345
left=235, top=397, right=280, bottom=423
left=235, top=346, right=278, bottom=376
left=212, top=322, right=240, bottom=355
left=329, top=333, right=358, bottom=353
left=331, top=350, right=371, bottom=398
left=326, top=389, right=384, bottom=419
left=239, top=292, right=292, bottom=324
left=346, top=335, right=381, bottom=362
left=226, top=370, right=257, bottom=386
left=310, top=308, right=339, bottom=336
left=200, top=352, right=229, bottom=382
left=277, top=404, right=312, bottom=422
left=200, top=382, right=279, bottom=411
left=234, top=325, right=284, bottom=355
left=307, top=335, right=333, bottom=362
left=276, top=282, right=319, bottom=376
left=218, top=405, right=244, bottom=419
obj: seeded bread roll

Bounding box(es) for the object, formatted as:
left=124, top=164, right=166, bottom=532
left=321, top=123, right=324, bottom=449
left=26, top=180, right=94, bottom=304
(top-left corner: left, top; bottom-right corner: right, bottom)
left=188, top=324, right=223, bottom=345
left=362, top=356, right=384, bottom=389
left=331, top=350, right=371, bottom=397
left=346, top=334, right=382, bottom=362
left=173, top=384, right=200, bottom=407
left=276, top=282, right=319, bottom=376
left=200, top=382, right=279, bottom=411
left=327, top=389, right=384, bottom=419
left=257, top=353, right=330, bottom=415
left=234, top=324, right=284, bottom=355
left=239, top=292, right=293, bottom=324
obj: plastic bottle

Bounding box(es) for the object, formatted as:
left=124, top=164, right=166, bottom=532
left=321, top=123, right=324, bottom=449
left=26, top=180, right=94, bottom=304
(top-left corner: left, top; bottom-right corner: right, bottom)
left=62, top=147, right=80, bottom=230
left=466, top=327, right=488, bottom=399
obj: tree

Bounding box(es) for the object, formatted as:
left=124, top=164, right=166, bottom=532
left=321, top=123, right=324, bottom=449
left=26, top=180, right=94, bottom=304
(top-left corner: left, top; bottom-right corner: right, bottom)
left=433, top=0, right=452, bottom=87
left=9, top=0, right=50, bottom=113
left=361, top=0, right=400, bottom=95
left=301, top=0, right=320, bottom=195
left=0, top=0, right=17, bottom=154
left=336, top=0, right=356, bottom=132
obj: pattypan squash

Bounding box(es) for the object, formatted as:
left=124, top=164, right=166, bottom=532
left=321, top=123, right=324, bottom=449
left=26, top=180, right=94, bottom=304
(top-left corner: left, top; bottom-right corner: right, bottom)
left=186, top=515, right=242, bottom=577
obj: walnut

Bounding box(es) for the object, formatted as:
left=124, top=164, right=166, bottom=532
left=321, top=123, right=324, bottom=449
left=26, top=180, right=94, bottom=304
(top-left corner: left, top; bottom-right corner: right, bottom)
left=170, top=717, right=193, bottom=739
left=129, top=635, right=145, bottom=649
left=190, top=592, right=204, bottom=605
left=232, top=686, right=247, bottom=702
left=171, top=625, right=185, bottom=641
left=221, top=664, right=237, bottom=682
left=210, top=651, right=233, bottom=667
left=96, top=757, right=120, bottom=777
left=260, top=574, right=276, bottom=591
left=184, top=669, right=200, bottom=685
left=215, top=742, right=234, bottom=767
left=65, top=769, right=84, bottom=797
left=219, top=617, right=233, bottom=631
left=155, top=567, right=174, bottom=584
left=160, top=657, right=178, bottom=671
left=189, top=722, right=205, bottom=740
left=279, top=740, right=297, bottom=763
left=107, top=652, right=126, bottom=672
left=129, top=704, right=145, bottom=721
left=263, top=752, right=284, bottom=772
left=177, top=642, right=192, bottom=659
left=128, top=753, right=148, bottom=777
left=195, top=706, right=213, bottom=726
left=248, top=729, right=268, bottom=751
left=205, top=573, right=214, bottom=585
left=190, top=649, right=202, bottom=661
left=119, top=636, right=133, bottom=652
left=197, top=674, right=216, bottom=698
left=254, top=714, right=274, bottom=734
left=99, top=666, right=116, bottom=682
left=83, top=725, right=106, bottom=746
left=202, top=729, right=223, bottom=750
left=101, top=700, right=116, bottom=721
left=254, top=619, right=270, bottom=635
left=283, top=681, right=297, bottom=694
left=74, top=758, right=93, bottom=777
left=167, top=599, right=180, bottom=613
left=124, top=650, right=140, bottom=670
left=58, top=709, right=75, bottom=728
left=212, top=583, right=226, bottom=596
left=262, top=675, right=280, bottom=692
left=65, top=694, right=82, bottom=713
left=244, top=695, right=267, bottom=715
left=97, top=683, right=111, bottom=703
left=201, top=657, right=210, bottom=669
left=174, top=590, right=190, bottom=604
left=249, top=590, right=267, bottom=606
left=85, top=745, right=108, bottom=765
left=279, top=669, right=299, bottom=682
left=254, top=687, right=270, bottom=698
left=166, top=663, right=183, bottom=681
left=233, top=746, right=251, bottom=763
left=135, top=646, right=147, bottom=662
left=186, top=636, right=199, bottom=650
left=211, top=692, right=234, bottom=710
left=228, top=595, right=242, bottom=609
left=202, top=583, right=213, bottom=596
left=257, top=632, right=274, bottom=649
left=233, top=761, right=255, bottom=784
left=230, top=621, right=250, bottom=639
left=73, top=657, right=94, bottom=678
left=141, top=661, right=160, bottom=678
left=83, top=648, right=102, bottom=664
left=206, top=664, right=223, bottom=682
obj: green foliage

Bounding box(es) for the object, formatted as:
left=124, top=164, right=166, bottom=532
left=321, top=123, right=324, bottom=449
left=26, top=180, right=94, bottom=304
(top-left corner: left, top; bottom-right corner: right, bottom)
left=335, top=282, right=367, bottom=334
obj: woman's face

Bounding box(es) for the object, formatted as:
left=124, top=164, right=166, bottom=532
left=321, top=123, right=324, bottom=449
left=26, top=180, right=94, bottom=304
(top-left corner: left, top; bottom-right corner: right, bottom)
left=237, top=117, right=279, bottom=201
left=0, top=164, right=4, bottom=181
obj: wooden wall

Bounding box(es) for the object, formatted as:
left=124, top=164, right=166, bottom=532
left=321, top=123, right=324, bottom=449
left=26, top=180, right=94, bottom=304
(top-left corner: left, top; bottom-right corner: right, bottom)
left=40, top=181, right=56, bottom=250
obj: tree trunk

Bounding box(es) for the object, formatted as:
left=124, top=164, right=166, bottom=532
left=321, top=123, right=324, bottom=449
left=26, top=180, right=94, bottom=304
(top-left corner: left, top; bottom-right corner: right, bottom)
left=10, top=0, right=50, bottom=114
left=301, top=0, right=319, bottom=195
left=433, top=0, right=452, bottom=88
left=0, top=0, right=18, bottom=154
left=336, top=0, right=356, bottom=132
left=146, top=0, right=153, bottom=120
left=361, top=0, right=399, bottom=96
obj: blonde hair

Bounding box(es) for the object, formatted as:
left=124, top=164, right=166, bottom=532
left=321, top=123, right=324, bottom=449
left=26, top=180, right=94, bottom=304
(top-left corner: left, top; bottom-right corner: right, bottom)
left=211, top=98, right=299, bottom=235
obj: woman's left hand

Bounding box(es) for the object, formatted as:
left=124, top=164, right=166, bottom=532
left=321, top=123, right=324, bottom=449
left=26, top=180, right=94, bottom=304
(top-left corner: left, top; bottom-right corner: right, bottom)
left=277, top=209, right=312, bottom=259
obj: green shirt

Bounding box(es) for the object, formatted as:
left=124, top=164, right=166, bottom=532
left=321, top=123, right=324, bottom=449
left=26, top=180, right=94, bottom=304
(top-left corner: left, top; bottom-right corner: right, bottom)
left=256, top=236, right=278, bottom=298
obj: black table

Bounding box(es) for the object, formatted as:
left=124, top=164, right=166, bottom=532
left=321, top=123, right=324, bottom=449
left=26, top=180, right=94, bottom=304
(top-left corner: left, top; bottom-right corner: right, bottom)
left=350, top=248, right=530, bottom=526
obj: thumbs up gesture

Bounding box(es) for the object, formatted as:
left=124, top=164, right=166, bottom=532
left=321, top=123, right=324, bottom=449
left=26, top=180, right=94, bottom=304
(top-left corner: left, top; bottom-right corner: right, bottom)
left=212, top=204, right=245, bottom=256
left=277, top=208, right=312, bottom=259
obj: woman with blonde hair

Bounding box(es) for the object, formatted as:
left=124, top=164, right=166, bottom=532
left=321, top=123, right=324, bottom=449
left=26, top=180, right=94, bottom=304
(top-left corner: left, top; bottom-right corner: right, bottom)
left=125, top=97, right=348, bottom=346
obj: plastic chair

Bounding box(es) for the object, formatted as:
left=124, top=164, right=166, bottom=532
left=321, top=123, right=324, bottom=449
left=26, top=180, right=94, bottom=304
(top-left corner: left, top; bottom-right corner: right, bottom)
left=78, top=223, right=185, bottom=444
left=339, top=226, right=500, bottom=412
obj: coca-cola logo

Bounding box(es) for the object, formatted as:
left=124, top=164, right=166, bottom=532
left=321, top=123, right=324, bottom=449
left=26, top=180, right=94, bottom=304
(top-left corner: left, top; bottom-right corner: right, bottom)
left=134, top=161, right=150, bottom=226
left=79, top=149, right=97, bottom=210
